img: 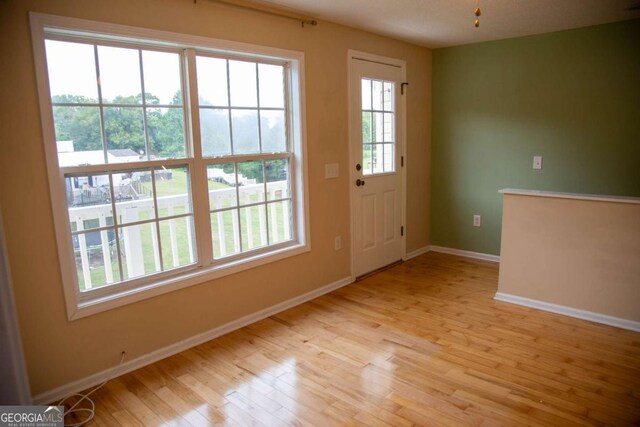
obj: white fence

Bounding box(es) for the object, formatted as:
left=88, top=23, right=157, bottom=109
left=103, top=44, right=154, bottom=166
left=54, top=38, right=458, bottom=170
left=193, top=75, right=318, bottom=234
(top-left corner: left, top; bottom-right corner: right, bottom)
left=70, top=181, right=289, bottom=289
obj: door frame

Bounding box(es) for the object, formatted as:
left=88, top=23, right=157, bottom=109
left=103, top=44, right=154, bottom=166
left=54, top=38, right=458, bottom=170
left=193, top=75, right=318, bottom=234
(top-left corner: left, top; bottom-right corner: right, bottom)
left=0, top=209, right=32, bottom=404
left=347, top=50, right=407, bottom=279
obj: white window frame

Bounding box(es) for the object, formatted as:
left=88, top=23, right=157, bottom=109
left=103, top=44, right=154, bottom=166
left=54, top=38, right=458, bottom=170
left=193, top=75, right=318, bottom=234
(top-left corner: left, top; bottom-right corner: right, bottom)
left=30, top=12, right=310, bottom=320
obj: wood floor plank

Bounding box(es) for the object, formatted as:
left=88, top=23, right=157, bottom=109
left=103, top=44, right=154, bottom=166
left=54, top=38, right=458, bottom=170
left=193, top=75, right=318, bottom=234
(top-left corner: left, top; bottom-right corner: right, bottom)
left=106, top=378, right=166, bottom=426
left=70, top=252, right=639, bottom=426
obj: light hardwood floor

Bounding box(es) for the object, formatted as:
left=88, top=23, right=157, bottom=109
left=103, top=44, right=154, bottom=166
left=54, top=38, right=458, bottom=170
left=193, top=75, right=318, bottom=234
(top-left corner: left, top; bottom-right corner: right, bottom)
left=76, top=252, right=640, bottom=426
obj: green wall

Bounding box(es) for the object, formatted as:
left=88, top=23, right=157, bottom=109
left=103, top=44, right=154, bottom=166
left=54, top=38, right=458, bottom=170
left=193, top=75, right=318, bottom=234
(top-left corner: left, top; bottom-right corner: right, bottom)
left=431, top=19, right=640, bottom=255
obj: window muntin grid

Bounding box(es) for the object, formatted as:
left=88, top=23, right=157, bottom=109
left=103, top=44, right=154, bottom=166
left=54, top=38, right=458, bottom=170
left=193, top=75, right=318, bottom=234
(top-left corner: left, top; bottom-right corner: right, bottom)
left=196, top=56, right=287, bottom=157
left=45, top=39, right=187, bottom=166
left=64, top=165, right=196, bottom=290
left=361, top=78, right=395, bottom=175
left=43, top=36, right=299, bottom=296
left=206, top=158, right=292, bottom=259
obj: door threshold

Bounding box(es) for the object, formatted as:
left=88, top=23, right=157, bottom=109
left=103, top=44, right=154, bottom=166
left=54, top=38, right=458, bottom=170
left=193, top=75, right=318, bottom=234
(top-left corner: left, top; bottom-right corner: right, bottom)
left=355, top=259, right=403, bottom=281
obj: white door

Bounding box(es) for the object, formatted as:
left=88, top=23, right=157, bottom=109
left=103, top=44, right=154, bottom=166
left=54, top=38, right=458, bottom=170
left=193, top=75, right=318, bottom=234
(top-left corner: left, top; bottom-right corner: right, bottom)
left=350, top=56, right=404, bottom=277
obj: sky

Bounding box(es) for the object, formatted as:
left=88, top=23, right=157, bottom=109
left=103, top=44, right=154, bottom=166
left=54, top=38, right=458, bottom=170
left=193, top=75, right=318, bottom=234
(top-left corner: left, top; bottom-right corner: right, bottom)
left=44, top=39, right=284, bottom=108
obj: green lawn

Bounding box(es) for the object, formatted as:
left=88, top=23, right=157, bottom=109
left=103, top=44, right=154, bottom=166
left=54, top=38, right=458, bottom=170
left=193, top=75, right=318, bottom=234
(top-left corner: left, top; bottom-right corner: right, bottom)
left=140, top=169, right=229, bottom=197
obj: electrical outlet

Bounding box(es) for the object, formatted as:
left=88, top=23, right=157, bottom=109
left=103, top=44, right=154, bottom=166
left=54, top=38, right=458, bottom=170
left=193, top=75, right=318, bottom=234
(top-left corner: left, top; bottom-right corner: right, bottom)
left=533, top=155, right=543, bottom=170
left=334, top=235, right=341, bottom=250
left=473, top=215, right=481, bottom=227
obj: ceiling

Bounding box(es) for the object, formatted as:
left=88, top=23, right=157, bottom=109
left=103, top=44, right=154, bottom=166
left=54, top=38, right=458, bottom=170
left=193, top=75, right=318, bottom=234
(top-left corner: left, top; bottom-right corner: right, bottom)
left=259, top=0, right=640, bottom=48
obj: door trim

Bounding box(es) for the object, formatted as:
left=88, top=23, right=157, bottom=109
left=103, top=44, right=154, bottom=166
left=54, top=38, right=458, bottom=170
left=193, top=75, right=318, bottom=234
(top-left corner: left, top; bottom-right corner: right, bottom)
left=347, top=50, right=407, bottom=279
left=0, top=210, right=32, bottom=404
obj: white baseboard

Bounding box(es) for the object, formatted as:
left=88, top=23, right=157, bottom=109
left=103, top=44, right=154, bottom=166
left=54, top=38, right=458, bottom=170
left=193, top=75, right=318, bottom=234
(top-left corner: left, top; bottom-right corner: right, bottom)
left=32, top=276, right=354, bottom=405
left=428, top=245, right=500, bottom=263
left=404, top=245, right=430, bottom=260
left=494, top=292, right=640, bottom=332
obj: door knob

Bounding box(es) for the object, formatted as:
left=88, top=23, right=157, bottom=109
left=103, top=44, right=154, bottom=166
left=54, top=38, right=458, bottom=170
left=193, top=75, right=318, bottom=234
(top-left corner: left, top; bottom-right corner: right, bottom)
left=356, top=179, right=365, bottom=187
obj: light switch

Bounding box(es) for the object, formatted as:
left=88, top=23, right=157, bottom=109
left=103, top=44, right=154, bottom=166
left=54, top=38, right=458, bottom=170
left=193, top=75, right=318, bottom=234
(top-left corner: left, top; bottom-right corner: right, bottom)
left=325, top=163, right=339, bottom=178
left=533, top=156, right=543, bottom=170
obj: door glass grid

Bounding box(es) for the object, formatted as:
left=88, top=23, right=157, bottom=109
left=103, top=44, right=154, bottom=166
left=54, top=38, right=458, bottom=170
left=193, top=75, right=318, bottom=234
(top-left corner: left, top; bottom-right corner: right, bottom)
left=361, top=78, right=395, bottom=175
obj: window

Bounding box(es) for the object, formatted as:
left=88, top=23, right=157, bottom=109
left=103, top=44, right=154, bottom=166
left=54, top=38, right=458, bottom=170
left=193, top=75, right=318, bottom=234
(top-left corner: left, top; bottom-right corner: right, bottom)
left=48, top=41, right=194, bottom=290
left=196, top=56, right=293, bottom=258
left=360, top=78, right=395, bottom=175
left=31, top=13, right=309, bottom=319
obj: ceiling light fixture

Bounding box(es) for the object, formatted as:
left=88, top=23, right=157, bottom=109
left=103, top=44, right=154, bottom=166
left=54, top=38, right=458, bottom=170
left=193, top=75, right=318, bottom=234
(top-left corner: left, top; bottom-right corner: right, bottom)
left=474, top=0, right=481, bottom=27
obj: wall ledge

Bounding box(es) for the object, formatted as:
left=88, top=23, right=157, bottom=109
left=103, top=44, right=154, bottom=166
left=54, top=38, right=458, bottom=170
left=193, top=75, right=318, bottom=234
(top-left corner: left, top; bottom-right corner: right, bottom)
left=494, top=292, right=640, bottom=332
left=499, top=188, right=640, bottom=205
left=32, top=275, right=354, bottom=405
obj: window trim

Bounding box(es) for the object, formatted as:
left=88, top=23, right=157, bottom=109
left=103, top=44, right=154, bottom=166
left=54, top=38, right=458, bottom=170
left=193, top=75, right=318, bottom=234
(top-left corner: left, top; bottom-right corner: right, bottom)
left=30, top=12, right=310, bottom=320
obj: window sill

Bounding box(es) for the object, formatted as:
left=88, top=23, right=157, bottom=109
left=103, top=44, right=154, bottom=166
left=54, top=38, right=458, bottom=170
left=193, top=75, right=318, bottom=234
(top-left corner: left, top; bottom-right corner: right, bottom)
left=69, top=241, right=310, bottom=320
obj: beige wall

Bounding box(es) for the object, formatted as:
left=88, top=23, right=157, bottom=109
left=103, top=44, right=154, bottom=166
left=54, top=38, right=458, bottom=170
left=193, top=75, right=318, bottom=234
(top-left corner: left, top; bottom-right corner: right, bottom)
left=0, top=0, right=431, bottom=395
left=498, top=193, right=640, bottom=322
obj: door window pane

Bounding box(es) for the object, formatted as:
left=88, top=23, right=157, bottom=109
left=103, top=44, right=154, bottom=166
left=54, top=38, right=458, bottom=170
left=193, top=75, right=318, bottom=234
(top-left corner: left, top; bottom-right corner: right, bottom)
left=372, top=144, right=384, bottom=175
left=362, top=112, right=372, bottom=144
left=383, top=113, right=394, bottom=142
left=373, top=112, right=384, bottom=143
left=384, top=144, right=394, bottom=172
left=371, top=80, right=383, bottom=111
left=383, top=82, right=393, bottom=111
left=363, top=144, right=372, bottom=175
left=361, top=79, right=371, bottom=110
